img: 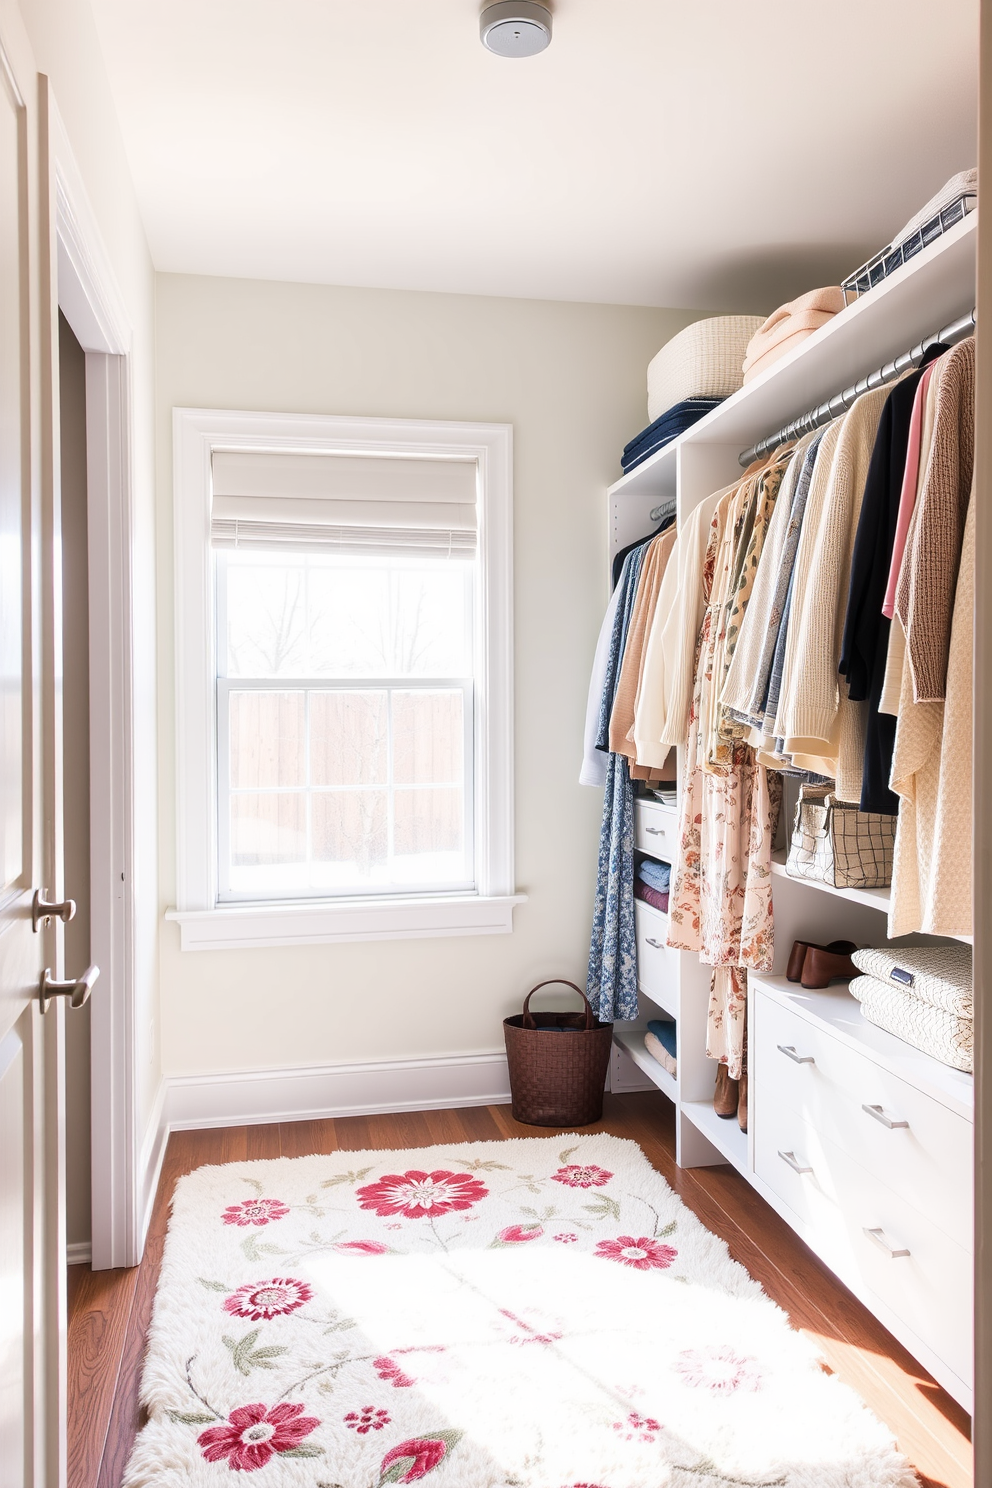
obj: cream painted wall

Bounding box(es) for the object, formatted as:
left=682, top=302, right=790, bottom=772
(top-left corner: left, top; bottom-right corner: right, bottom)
left=155, top=273, right=701, bottom=1077
left=14, top=0, right=161, bottom=1210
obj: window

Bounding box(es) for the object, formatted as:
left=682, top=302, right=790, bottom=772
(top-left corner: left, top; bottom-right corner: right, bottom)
left=169, top=410, right=520, bottom=949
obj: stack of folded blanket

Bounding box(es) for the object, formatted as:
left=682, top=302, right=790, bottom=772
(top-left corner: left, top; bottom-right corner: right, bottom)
left=849, top=945, right=973, bottom=1073
left=634, top=857, right=670, bottom=914
left=621, top=398, right=722, bottom=473
left=741, top=286, right=846, bottom=385
left=643, top=1017, right=677, bottom=1077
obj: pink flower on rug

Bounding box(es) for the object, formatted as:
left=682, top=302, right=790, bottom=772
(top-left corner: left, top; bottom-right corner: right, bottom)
left=221, top=1199, right=289, bottom=1228
left=356, top=1170, right=488, bottom=1219
left=675, top=1345, right=763, bottom=1394
left=549, top=1165, right=613, bottom=1189
left=553, top=1232, right=578, bottom=1243
left=374, top=1355, right=416, bottom=1388
left=594, top=1235, right=678, bottom=1270
left=378, top=1432, right=461, bottom=1483
left=223, top=1277, right=312, bottom=1321
left=344, top=1406, right=391, bottom=1435
left=197, top=1402, right=319, bottom=1470
left=495, top=1223, right=543, bottom=1244
left=335, top=1240, right=390, bottom=1256
left=612, top=1410, right=662, bottom=1443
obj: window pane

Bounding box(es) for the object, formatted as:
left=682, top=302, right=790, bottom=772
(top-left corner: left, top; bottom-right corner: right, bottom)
left=310, top=691, right=387, bottom=787
left=230, top=691, right=305, bottom=788
left=392, top=690, right=463, bottom=785
left=312, top=790, right=387, bottom=874
left=231, top=793, right=305, bottom=866
left=221, top=550, right=472, bottom=679
left=393, top=787, right=463, bottom=856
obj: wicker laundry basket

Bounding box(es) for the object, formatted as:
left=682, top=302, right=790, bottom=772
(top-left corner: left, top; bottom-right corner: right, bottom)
left=647, top=315, right=763, bottom=421
left=503, top=980, right=614, bottom=1127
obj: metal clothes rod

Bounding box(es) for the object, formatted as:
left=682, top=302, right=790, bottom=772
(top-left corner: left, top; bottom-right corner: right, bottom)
left=738, top=308, right=977, bottom=467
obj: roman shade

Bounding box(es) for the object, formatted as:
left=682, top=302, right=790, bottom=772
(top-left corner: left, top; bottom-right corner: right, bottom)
left=211, top=450, right=478, bottom=557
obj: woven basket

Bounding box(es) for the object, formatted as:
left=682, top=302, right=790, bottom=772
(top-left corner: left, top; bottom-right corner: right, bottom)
left=503, top=980, right=614, bottom=1127
left=647, top=315, right=764, bottom=422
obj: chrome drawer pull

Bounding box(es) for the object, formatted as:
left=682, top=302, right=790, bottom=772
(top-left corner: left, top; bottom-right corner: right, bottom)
left=863, top=1226, right=910, bottom=1259
left=644, top=826, right=668, bottom=836
left=778, top=1150, right=813, bottom=1175
left=645, top=937, right=665, bottom=949
left=862, top=1103, right=909, bottom=1130
left=777, top=1044, right=815, bottom=1065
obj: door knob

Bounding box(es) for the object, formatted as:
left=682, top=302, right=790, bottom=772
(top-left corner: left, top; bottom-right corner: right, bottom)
left=32, top=890, right=77, bottom=931
left=39, top=964, right=99, bottom=1013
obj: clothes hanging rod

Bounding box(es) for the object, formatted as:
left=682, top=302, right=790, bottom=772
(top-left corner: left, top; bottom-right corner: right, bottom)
left=738, top=308, right=977, bottom=467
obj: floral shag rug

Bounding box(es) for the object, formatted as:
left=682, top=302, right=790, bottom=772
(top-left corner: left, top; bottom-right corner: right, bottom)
left=124, top=1133, right=917, bottom=1488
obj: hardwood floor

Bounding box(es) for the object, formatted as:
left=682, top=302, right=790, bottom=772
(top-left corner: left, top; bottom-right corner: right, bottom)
left=68, top=1093, right=972, bottom=1487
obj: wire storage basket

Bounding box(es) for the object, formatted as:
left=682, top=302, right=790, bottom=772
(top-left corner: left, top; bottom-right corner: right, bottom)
left=503, top=980, right=614, bottom=1126
left=842, top=191, right=977, bottom=304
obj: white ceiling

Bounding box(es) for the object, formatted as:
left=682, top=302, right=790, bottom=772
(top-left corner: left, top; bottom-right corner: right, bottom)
left=88, top=0, right=979, bottom=310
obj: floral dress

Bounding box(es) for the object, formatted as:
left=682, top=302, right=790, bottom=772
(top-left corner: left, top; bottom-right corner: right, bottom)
left=666, top=479, right=784, bottom=1079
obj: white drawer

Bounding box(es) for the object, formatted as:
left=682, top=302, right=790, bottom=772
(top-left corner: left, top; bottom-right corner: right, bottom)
left=754, top=992, right=972, bottom=1249
left=634, top=902, right=677, bottom=1015
left=634, top=799, right=678, bottom=860
left=754, top=1103, right=972, bottom=1386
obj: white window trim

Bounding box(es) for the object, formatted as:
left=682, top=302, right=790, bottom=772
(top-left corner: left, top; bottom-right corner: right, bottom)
left=166, top=407, right=523, bottom=951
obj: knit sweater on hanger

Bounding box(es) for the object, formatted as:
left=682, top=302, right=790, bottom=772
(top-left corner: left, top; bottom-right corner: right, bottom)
left=609, top=527, right=677, bottom=768
left=632, top=486, right=728, bottom=764
left=774, top=394, right=890, bottom=754
left=895, top=336, right=975, bottom=704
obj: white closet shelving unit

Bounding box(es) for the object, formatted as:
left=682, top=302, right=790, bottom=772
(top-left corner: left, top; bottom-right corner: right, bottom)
left=605, top=210, right=976, bottom=1410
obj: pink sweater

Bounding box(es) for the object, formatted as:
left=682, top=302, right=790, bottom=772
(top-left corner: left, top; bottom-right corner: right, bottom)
left=882, top=359, right=938, bottom=618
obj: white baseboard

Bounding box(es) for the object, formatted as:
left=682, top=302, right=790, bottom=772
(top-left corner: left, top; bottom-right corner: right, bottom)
left=162, top=1050, right=512, bottom=1132
left=67, top=1241, right=92, bottom=1266
left=139, top=1077, right=170, bottom=1250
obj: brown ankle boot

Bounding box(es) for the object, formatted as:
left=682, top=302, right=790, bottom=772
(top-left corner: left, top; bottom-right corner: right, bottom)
left=737, top=1064, right=748, bottom=1133
left=800, top=941, right=858, bottom=988
left=713, top=1063, right=739, bottom=1119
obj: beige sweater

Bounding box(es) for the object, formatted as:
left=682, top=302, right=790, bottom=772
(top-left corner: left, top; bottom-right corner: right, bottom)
left=609, top=528, right=676, bottom=765
left=889, top=478, right=975, bottom=939
left=895, top=337, right=975, bottom=704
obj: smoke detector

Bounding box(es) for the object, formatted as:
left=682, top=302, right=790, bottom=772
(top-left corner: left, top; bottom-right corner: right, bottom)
left=480, top=2, right=552, bottom=57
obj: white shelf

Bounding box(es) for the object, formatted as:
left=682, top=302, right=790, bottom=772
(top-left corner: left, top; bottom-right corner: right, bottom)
left=613, top=1026, right=677, bottom=1103
left=681, top=1099, right=749, bottom=1176
left=750, top=973, right=974, bottom=1122
left=609, top=211, right=977, bottom=502
left=770, top=850, right=891, bottom=912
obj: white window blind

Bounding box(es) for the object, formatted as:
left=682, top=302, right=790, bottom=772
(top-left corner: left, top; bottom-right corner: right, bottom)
left=211, top=450, right=478, bottom=557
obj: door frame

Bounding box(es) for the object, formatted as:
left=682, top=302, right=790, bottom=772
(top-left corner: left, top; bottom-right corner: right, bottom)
left=49, top=100, right=140, bottom=1270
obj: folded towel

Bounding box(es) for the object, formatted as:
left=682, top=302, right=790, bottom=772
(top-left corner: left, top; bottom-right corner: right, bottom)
left=634, top=880, right=669, bottom=914
left=849, top=976, right=972, bottom=1073
left=742, top=286, right=846, bottom=386
left=851, top=945, right=972, bottom=1019
left=644, top=1020, right=677, bottom=1077
left=637, top=858, right=671, bottom=892
left=621, top=398, right=723, bottom=472
left=647, top=316, right=763, bottom=422
left=889, top=168, right=977, bottom=250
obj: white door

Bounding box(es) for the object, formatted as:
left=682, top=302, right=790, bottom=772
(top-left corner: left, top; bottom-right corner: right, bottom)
left=0, top=37, right=92, bottom=1488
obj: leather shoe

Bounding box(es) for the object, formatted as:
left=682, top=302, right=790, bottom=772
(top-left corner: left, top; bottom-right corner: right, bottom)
left=713, top=1063, right=739, bottom=1119
left=737, top=1062, right=748, bottom=1133
left=787, top=938, right=858, bottom=985
left=800, top=942, right=858, bottom=988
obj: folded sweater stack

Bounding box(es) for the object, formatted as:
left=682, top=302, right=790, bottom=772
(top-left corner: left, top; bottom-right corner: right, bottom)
left=742, top=286, right=846, bottom=386
left=849, top=944, right=973, bottom=1072
left=621, top=399, right=722, bottom=473
left=634, top=856, right=670, bottom=914
left=644, top=1017, right=677, bottom=1077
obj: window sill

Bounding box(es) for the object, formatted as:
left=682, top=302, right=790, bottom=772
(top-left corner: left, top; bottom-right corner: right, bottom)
left=165, top=892, right=528, bottom=951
